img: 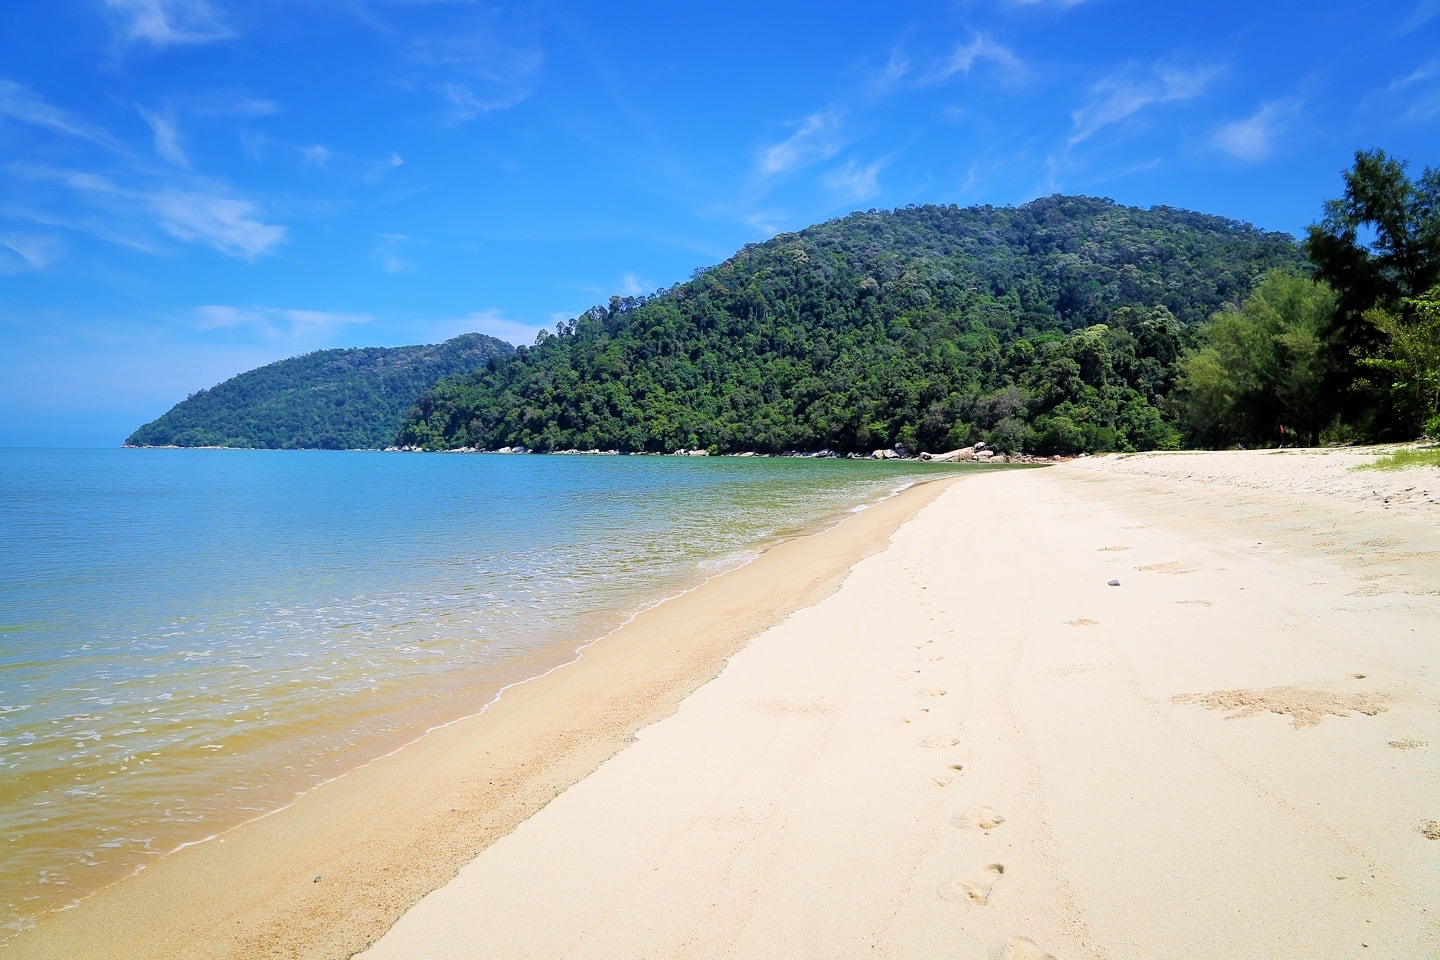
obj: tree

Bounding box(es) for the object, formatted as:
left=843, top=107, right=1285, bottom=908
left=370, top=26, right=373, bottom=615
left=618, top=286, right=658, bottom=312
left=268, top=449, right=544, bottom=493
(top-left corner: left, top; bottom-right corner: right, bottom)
left=395, top=199, right=1301, bottom=454
left=1174, top=270, right=1337, bottom=447
left=1360, top=286, right=1440, bottom=438
left=1304, top=150, right=1440, bottom=416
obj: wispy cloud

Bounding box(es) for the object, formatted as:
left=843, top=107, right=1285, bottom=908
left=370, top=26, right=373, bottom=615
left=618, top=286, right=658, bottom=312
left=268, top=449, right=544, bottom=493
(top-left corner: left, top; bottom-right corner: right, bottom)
left=410, top=27, right=544, bottom=122
left=742, top=210, right=788, bottom=237
left=433, top=308, right=544, bottom=347
left=0, top=80, right=121, bottom=149
left=3, top=204, right=162, bottom=254
left=1379, top=60, right=1440, bottom=123
left=194, top=305, right=371, bottom=339
left=301, top=144, right=331, bottom=168
left=1212, top=99, right=1299, bottom=162
left=149, top=189, right=286, bottom=259
left=372, top=233, right=413, bottom=273
left=0, top=233, right=62, bottom=274
left=138, top=106, right=189, bottom=167
left=759, top=110, right=845, bottom=177
left=1400, top=0, right=1440, bottom=34
left=616, top=272, right=646, bottom=297
left=867, top=47, right=912, bottom=95
left=823, top=159, right=885, bottom=203
left=4, top=81, right=289, bottom=262
left=435, top=80, right=533, bottom=122
left=189, top=93, right=279, bottom=118
left=364, top=152, right=406, bottom=183
left=925, top=33, right=1025, bottom=84
left=1069, top=63, right=1220, bottom=146
left=104, top=0, right=234, bottom=48
left=1006, top=0, right=1092, bottom=8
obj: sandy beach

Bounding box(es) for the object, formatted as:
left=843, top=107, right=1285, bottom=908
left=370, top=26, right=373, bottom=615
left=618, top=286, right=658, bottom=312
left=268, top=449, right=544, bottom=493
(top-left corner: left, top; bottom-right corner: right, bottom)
left=12, top=448, right=1439, bottom=959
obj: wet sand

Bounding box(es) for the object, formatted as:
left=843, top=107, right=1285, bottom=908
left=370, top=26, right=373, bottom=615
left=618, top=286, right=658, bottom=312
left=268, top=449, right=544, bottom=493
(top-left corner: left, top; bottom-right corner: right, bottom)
left=7, top=475, right=958, bottom=960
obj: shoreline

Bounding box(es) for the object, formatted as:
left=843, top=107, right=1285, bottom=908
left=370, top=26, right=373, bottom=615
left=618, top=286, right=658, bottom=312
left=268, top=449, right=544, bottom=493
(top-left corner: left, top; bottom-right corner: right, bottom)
left=7, top=473, right=965, bottom=960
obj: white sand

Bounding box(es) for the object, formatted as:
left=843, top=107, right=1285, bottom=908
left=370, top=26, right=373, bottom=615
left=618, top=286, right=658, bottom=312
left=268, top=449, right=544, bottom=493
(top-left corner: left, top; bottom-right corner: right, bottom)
left=360, top=449, right=1440, bottom=959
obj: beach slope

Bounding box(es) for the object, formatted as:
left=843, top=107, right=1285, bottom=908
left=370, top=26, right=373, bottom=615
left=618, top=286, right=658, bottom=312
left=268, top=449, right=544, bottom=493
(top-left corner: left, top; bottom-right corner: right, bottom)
left=361, top=449, right=1439, bottom=959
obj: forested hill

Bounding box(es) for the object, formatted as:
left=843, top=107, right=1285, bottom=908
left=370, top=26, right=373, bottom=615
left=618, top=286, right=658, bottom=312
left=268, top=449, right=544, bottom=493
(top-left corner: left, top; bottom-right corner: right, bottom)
left=126, top=333, right=513, bottom=449
left=398, top=197, right=1304, bottom=455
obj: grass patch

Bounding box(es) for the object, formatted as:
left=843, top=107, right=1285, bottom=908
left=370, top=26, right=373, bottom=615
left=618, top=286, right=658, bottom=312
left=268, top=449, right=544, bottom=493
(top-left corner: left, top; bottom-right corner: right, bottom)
left=1355, top=447, right=1440, bottom=471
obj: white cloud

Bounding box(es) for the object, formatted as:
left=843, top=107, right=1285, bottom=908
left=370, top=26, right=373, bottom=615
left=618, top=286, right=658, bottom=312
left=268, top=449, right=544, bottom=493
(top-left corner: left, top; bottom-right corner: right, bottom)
left=194, top=305, right=371, bottom=339
left=138, top=106, right=189, bottom=167
left=149, top=190, right=286, bottom=259
left=1212, top=100, right=1298, bottom=162
left=0, top=233, right=62, bottom=273
left=1069, top=63, right=1220, bottom=146
left=105, top=0, right=234, bottom=47
left=823, top=159, right=885, bottom=202
left=759, top=110, right=845, bottom=176
left=0, top=80, right=120, bottom=149
left=926, top=33, right=1025, bottom=84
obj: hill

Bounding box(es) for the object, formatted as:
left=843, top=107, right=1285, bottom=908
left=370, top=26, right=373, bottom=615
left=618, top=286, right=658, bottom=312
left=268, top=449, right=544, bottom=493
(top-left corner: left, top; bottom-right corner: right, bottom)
left=397, top=197, right=1304, bottom=455
left=126, top=333, right=514, bottom=449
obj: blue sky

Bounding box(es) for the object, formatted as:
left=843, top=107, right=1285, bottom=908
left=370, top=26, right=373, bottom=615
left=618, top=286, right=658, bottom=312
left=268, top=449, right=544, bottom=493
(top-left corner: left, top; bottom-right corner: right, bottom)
left=2, top=0, right=1437, bottom=446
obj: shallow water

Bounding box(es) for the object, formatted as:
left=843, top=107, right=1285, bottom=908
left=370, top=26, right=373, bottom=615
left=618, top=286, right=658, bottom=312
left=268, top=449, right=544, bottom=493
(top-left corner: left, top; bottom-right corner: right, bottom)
left=0, top=448, right=969, bottom=934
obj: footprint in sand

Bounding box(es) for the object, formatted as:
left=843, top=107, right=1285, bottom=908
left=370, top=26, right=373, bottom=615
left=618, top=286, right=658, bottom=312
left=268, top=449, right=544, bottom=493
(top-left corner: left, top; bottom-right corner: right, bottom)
left=920, top=733, right=962, bottom=748
left=1002, top=936, right=1059, bottom=960
left=1420, top=820, right=1440, bottom=840
left=901, top=708, right=931, bottom=724
left=1176, top=599, right=1213, bottom=607
left=1097, top=545, right=1131, bottom=552
left=1064, top=618, right=1099, bottom=627
left=952, top=805, right=1005, bottom=831
left=939, top=863, right=1005, bottom=904
left=918, top=687, right=949, bottom=698
left=1389, top=738, right=1428, bottom=750
left=929, top=764, right=965, bottom=787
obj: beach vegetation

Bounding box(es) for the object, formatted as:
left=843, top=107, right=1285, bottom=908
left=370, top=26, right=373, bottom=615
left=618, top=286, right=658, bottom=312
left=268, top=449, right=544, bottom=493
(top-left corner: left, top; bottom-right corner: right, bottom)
left=1356, top=286, right=1440, bottom=438
left=1173, top=269, right=1336, bottom=447
left=1354, top=446, right=1440, bottom=471
left=1305, top=150, right=1440, bottom=436
left=397, top=198, right=1300, bottom=455
left=129, top=158, right=1440, bottom=456
left=126, top=333, right=513, bottom=449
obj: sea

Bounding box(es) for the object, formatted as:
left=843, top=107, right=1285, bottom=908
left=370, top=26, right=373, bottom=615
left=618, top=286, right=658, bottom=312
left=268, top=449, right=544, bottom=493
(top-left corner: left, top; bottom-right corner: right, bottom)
left=0, top=447, right=978, bottom=937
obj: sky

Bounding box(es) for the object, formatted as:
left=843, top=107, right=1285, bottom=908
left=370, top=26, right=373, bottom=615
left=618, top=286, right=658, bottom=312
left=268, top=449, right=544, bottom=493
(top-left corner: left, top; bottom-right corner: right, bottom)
left=1, top=0, right=1437, bottom=446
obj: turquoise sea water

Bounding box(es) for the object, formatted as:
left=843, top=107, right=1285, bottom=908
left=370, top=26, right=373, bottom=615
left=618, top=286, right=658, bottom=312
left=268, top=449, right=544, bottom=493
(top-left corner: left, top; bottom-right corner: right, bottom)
left=0, top=448, right=968, bottom=935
